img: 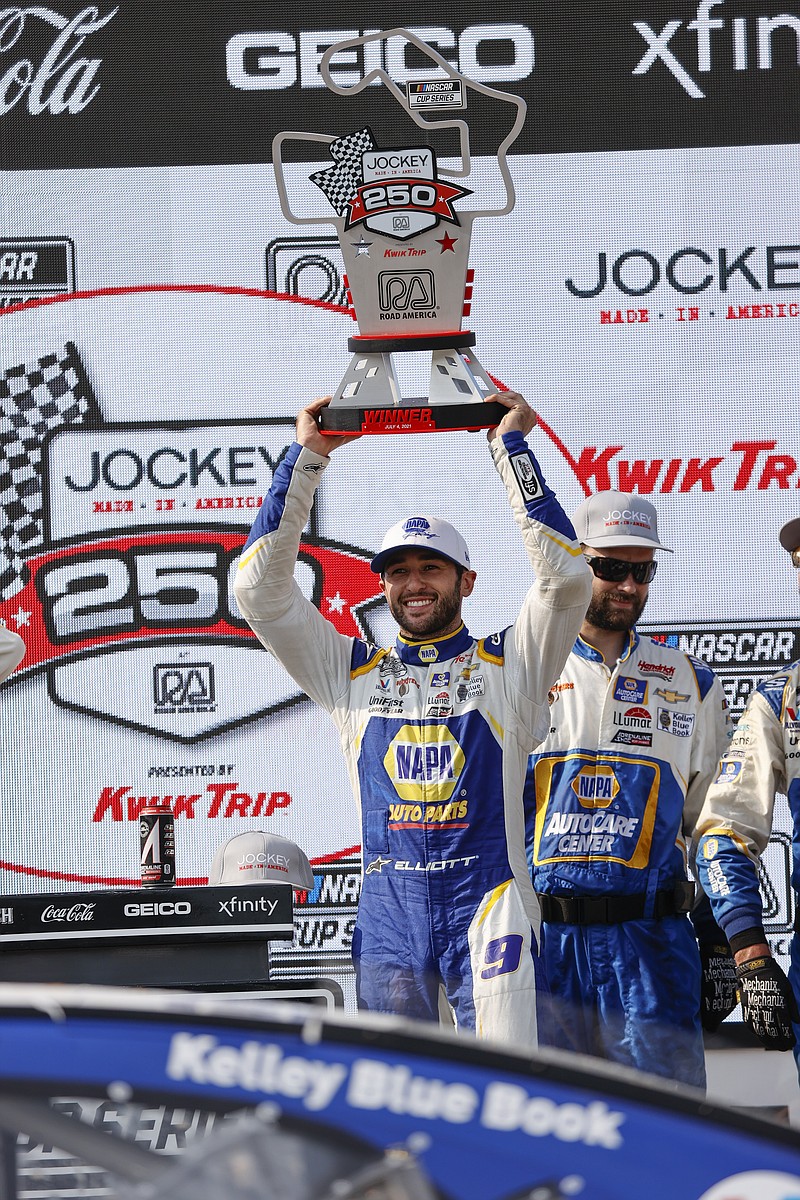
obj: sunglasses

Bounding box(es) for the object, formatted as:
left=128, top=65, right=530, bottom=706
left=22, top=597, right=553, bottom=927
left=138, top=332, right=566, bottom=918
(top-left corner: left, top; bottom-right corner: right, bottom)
left=585, top=555, right=658, bottom=585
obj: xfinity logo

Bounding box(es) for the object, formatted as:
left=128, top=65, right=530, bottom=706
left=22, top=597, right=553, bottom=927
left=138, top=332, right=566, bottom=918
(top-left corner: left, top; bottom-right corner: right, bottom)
left=632, top=1, right=800, bottom=98
left=218, top=895, right=280, bottom=917
left=225, top=25, right=534, bottom=90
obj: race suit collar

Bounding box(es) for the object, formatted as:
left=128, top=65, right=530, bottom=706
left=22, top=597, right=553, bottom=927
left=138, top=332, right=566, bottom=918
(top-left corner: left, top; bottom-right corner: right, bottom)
left=395, top=622, right=473, bottom=665
left=573, top=627, right=640, bottom=664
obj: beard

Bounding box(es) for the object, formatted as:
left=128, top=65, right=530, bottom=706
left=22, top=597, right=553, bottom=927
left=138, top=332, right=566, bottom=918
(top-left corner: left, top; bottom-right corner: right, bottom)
left=388, top=581, right=464, bottom=640
left=585, top=588, right=648, bottom=632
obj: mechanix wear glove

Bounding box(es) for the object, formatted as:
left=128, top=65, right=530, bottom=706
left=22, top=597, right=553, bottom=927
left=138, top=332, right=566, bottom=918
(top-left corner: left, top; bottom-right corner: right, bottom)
left=735, top=956, right=799, bottom=1051
left=698, top=942, right=738, bottom=1032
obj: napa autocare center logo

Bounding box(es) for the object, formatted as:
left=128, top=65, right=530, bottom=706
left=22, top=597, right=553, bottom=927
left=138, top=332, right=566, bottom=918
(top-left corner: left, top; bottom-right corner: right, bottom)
left=4, top=419, right=381, bottom=742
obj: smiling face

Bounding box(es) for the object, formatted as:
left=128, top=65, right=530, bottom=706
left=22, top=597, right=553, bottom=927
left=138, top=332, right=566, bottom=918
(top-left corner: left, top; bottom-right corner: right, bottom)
left=583, top=545, right=654, bottom=634
left=379, top=549, right=477, bottom=641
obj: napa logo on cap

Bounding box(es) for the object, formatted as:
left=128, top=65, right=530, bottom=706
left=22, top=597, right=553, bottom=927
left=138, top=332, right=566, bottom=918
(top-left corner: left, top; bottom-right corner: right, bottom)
left=402, top=517, right=435, bottom=540
left=385, top=723, right=465, bottom=802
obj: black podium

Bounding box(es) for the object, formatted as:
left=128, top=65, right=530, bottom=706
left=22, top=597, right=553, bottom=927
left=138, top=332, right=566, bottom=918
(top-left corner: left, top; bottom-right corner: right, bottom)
left=0, top=885, right=340, bottom=1006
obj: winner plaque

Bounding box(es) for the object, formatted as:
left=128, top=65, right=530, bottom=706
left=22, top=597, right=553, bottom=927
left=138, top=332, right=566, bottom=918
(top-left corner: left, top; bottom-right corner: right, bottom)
left=272, top=28, right=527, bottom=435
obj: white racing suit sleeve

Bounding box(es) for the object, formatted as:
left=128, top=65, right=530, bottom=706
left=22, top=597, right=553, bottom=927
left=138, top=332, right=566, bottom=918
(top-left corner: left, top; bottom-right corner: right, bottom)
left=0, top=622, right=25, bottom=684
left=233, top=442, right=354, bottom=718
left=489, top=430, right=592, bottom=741
left=695, top=683, right=786, bottom=944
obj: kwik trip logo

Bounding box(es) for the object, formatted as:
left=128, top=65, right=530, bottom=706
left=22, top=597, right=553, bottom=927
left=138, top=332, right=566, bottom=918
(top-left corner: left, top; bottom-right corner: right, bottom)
left=4, top=420, right=382, bottom=741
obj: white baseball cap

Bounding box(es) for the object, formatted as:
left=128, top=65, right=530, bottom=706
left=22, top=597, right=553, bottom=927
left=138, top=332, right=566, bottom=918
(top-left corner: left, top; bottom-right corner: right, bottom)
left=370, top=515, right=471, bottom=574
left=208, top=831, right=315, bottom=889
left=572, top=490, right=673, bottom=552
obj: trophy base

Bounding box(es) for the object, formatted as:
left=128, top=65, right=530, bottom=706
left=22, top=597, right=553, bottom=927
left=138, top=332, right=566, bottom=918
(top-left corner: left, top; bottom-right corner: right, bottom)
left=322, top=345, right=503, bottom=435
left=320, top=399, right=507, bottom=435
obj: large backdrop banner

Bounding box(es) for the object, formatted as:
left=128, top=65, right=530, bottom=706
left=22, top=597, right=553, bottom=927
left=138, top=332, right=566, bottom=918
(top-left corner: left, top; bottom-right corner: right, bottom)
left=1, top=1, right=799, bottom=1001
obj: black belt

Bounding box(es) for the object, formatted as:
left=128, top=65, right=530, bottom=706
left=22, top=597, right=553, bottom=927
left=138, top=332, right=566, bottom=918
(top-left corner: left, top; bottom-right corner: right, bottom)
left=537, top=882, right=695, bottom=925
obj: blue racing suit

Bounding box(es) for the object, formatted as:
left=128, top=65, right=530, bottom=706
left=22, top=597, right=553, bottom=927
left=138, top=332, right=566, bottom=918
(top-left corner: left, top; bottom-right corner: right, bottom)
left=524, top=630, right=731, bottom=1086
left=234, top=431, right=590, bottom=1045
left=695, top=662, right=800, bottom=1072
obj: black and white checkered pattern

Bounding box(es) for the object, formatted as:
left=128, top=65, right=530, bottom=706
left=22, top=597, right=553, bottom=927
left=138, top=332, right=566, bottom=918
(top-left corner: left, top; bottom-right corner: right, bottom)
left=310, top=127, right=376, bottom=216
left=0, top=341, right=100, bottom=598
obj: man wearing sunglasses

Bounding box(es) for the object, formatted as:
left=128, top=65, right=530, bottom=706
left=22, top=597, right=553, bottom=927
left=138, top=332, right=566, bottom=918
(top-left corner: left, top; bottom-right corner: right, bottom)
left=524, top=489, right=732, bottom=1088
left=694, top=518, right=800, bottom=1069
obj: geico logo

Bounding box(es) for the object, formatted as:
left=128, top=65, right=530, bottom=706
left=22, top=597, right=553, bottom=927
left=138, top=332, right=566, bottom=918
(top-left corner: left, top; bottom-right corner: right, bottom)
left=567, top=244, right=800, bottom=298
left=225, top=26, right=534, bottom=91
left=124, top=902, right=192, bottom=917
left=64, top=444, right=282, bottom=492
left=678, top=630, right=796, bottom=663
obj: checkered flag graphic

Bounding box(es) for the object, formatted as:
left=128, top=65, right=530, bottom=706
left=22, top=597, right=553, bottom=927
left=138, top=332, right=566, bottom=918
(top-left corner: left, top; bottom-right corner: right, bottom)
left=0, top=341, right=101, bottom=599
left=310, top=127, right=377, bottom=216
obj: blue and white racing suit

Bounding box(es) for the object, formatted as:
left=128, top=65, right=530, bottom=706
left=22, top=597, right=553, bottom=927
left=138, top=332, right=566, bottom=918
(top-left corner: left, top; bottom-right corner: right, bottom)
left=695, top=662, right=800, bottom=1073
left=524, top=631, right=731, bottom=1086
left=234, top=431, right=590, bottom=1045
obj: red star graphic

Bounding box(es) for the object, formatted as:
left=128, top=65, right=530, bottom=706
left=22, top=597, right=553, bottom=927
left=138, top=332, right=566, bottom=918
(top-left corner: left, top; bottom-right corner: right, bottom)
left=436, top=232, right=458, bottom=253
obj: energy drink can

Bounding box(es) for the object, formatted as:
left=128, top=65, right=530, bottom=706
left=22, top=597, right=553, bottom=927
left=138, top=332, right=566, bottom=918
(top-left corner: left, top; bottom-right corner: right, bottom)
left=139, top=805, right=176, bottom=888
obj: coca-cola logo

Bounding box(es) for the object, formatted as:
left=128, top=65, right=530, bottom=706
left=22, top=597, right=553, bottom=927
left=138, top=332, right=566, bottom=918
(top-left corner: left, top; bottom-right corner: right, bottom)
left=0, top=4, right=117, bottom=116
left=40, top=901, right=96, bottom=923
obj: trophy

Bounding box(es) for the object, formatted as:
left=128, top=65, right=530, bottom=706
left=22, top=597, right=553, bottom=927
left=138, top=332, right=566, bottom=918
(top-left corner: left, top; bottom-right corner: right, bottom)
left=272, top=28, right=527, bottom=434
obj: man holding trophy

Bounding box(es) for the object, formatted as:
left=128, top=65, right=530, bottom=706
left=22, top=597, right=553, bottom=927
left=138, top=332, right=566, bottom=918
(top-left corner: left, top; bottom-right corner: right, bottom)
left=234, top=392, right=591, bottom=1044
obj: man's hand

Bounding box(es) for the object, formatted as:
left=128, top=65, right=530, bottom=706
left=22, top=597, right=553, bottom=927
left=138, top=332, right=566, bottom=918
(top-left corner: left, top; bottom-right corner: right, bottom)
left=486, top=391, right=537, bottom=442
left=735, top=955, right=799, bottom=1050
left=296, top=397, right=362, bottom=457
left=699, top=943, right=738, bottom=1032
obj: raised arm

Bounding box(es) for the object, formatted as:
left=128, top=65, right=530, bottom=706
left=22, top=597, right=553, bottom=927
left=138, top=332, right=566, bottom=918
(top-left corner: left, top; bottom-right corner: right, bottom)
left=233, top=400, right=361, bottom=716
left=487, top=392, right=592, bottom=739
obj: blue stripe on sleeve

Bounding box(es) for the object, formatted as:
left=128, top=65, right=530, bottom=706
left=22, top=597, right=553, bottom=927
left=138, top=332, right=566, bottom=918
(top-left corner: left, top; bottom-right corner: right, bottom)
left=687, top=654, right=716, bottom=702
left=501, top=430, right=579, bottom=544
left=696, top=832, right=764, bottom=940
left=242, top=442, right=303, bottom=551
